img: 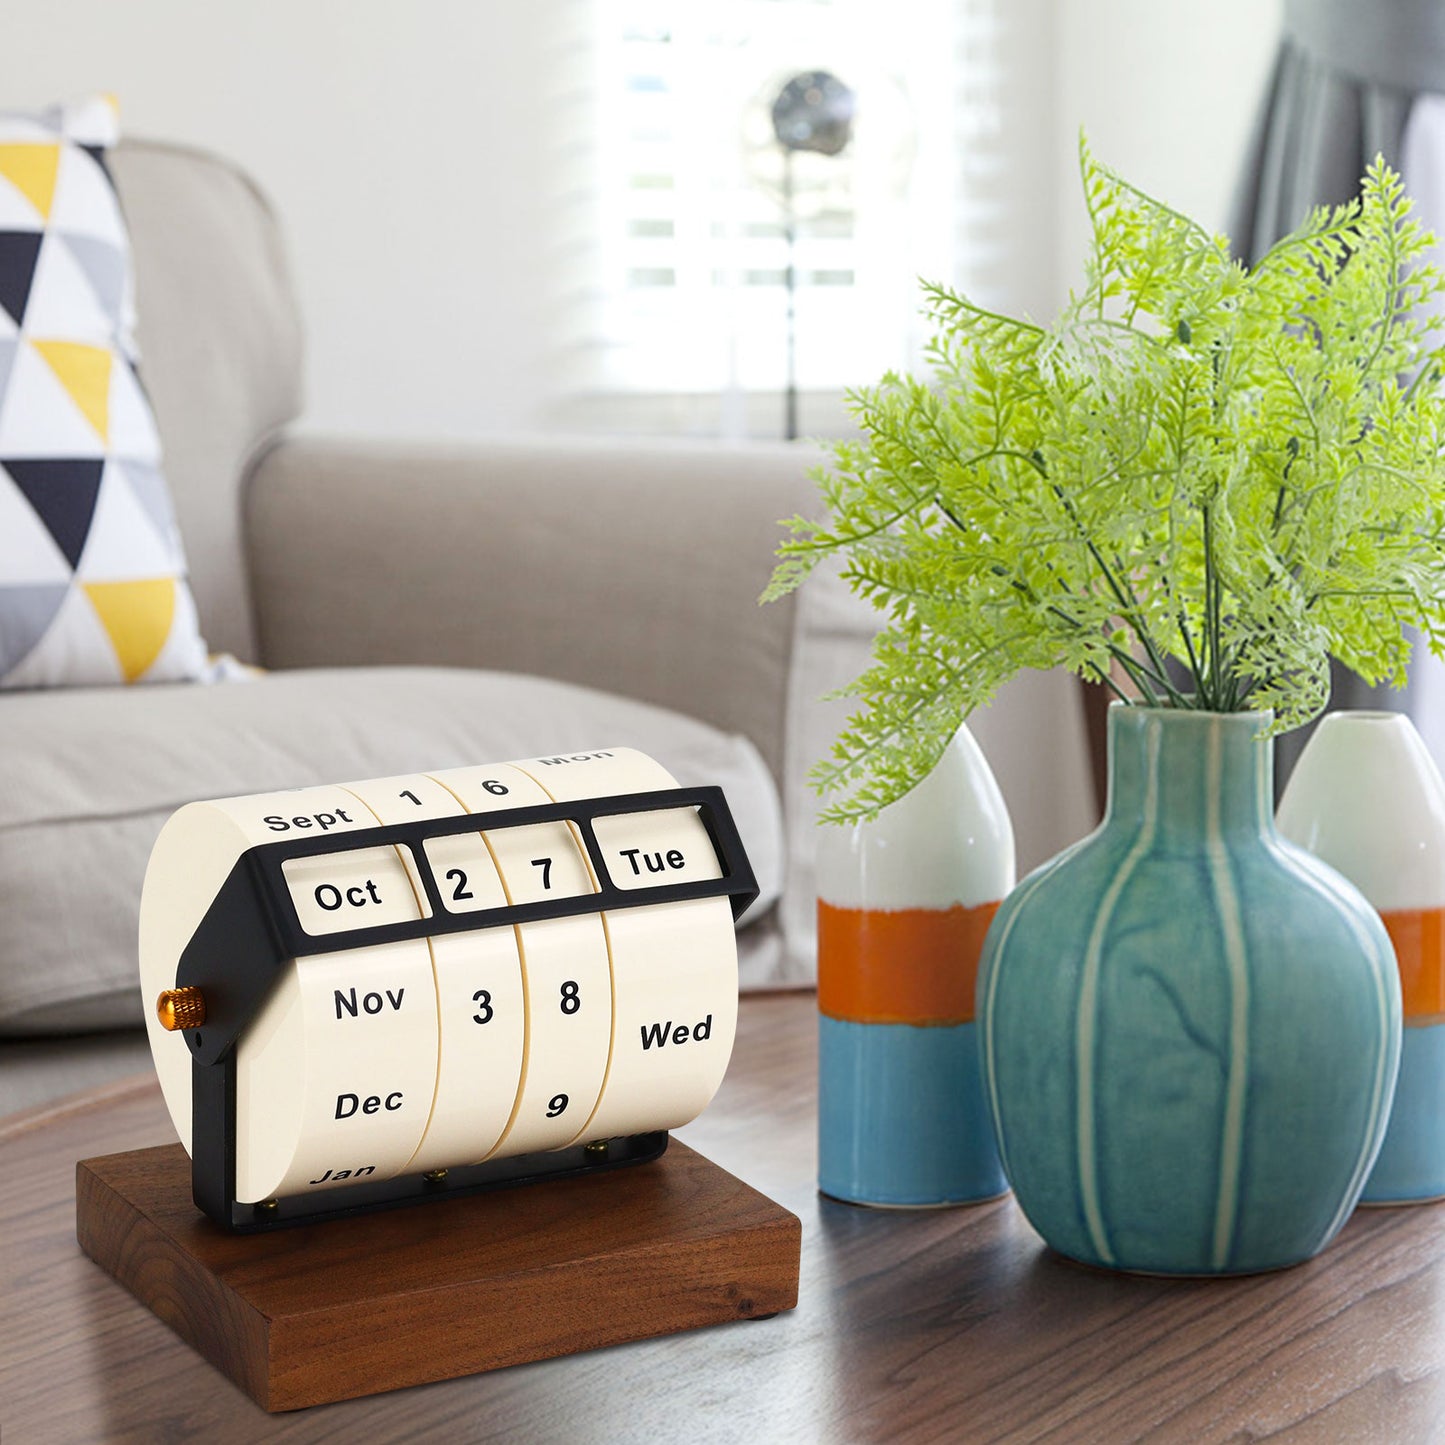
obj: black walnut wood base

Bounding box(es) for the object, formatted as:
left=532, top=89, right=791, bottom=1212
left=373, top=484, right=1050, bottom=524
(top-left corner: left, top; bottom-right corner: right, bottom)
left=75, top=1139, right=800, bottom=1412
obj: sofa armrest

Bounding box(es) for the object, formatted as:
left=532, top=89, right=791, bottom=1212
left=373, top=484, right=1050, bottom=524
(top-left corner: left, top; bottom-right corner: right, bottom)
left=244, top=434, right=845, bottom=785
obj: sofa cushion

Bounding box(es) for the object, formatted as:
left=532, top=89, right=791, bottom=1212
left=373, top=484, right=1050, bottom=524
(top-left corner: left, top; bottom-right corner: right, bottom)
left=0, top=665, right=784, bottom=1034
left=0, top=98, right=208, bottom=688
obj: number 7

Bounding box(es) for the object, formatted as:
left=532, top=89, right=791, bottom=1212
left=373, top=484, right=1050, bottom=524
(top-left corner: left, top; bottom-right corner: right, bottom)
left=531, top=857, right=553, bottom=889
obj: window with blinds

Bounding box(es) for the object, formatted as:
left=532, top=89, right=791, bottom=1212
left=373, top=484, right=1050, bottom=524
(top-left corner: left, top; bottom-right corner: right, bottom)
left=559, top=0, right=997, bottom=420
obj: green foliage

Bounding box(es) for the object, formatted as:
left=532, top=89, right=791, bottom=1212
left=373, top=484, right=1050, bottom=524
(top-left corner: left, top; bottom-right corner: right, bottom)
left=765, top=139, right=1445, bottom=821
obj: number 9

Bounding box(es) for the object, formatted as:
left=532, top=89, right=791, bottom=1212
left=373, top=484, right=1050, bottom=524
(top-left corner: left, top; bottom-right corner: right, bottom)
left=546, top=1093, right=569, bottom=1118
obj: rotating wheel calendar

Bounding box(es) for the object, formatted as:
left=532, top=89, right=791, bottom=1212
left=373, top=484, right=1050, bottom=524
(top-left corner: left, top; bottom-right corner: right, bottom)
left=77, top=746, right=799, bottom=1411
left=138, top=747, right=757, bottom=1226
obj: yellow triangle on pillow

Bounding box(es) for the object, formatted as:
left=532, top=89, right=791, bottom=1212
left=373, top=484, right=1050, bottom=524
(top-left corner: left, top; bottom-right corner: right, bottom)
left=0, top=143, right=60, bottom=219
left=32, top=341, right=111, bottom=442
left=83, top=577, right=175, bottom=681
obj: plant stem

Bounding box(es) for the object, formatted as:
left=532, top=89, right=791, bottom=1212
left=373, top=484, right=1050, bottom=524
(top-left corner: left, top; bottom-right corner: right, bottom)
left=1005, top=565, right=1176, bottom=705
left=1042, top=476, right=1189, bottom=707
left=1177, top=609, right=1203, bottom=695
left=1086, top=661, right=1131, bottom=704
left=1106, top=646, right=1164, bottom=707
left=1202, top=500, right=1226, bottom=709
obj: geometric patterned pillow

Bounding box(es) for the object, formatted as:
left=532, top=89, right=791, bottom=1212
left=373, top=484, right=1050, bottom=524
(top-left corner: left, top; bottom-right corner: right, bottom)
left=0, top=96, right=207, bottom=688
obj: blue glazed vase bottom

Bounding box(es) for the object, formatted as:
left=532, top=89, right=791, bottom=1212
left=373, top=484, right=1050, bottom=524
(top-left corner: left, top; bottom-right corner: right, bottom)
left=1357, top=1196, right=1445, bottom=1208
left=818, top=1016, right=1008, bottom=1207
left=1360, top=1023, right=1445, bottom=1204
left=1045, top=1247, right=1319, bottom=1280
left=819, top=1187, right=1011, bottom=1212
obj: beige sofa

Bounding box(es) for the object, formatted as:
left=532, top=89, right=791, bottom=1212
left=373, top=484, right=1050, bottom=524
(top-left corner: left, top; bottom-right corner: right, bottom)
left=0, top=140, right=1096, bottom=1115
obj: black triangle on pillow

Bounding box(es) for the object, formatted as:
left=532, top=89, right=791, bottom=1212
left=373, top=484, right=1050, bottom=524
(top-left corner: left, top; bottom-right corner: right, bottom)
left=80, top=144, right=113, bottom=183
left=1, top=459, right=106, bottom=569
left=0, top=232, right=44, bottom=329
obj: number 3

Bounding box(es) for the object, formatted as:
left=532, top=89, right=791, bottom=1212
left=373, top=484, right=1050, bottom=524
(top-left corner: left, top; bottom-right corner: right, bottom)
left=472, top=989, right=493, bottom=1024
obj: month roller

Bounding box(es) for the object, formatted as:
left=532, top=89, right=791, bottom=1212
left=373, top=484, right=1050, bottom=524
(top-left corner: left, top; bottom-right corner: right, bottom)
left=138, top=747, right=757, bottom=1226
left=141, top=786, right=441, bottom=1201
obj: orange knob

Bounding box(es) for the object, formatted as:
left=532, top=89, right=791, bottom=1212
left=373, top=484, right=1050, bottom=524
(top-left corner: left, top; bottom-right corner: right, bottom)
left=156, top=986, right=206, bottom=1031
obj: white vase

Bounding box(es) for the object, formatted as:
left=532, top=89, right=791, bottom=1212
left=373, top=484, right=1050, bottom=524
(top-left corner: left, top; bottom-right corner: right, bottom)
left=815, top=722, right=1015, bottom=1206
left=1278, top=711, right=1445, bottom=1203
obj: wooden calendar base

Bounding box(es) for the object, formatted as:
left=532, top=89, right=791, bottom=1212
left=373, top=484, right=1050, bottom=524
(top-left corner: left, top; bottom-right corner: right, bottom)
left=75, top=1140, right=801, bottom=1412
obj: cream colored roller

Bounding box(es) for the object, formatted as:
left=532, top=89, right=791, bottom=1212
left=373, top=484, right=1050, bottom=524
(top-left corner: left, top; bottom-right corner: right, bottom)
left=340, top=774, right=527, bottom=1173
left=504, top=749, right=739, bottom=1141
left=430, top=763, right=614, bottom=1154
left=139, top=786, right=439, bottom=1202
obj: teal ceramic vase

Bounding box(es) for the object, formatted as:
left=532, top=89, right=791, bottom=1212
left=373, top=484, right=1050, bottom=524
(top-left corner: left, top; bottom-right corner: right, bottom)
left=976, top=706, right=1402, bottom=1275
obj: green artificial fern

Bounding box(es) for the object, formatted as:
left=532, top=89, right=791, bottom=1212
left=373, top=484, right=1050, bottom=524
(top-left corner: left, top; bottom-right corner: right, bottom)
left=765, top=139, right=1445, bottom=821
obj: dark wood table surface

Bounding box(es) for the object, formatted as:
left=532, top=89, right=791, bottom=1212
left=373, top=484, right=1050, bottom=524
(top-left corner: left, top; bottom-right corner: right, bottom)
left=4, top=992, right=1445, bottom=1444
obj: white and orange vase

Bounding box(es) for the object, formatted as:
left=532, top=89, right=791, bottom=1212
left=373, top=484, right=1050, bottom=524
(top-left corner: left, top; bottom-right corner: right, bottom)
left=1279, top=711, right=1445, bottom=1204
left=815, top=724, right=1015, bottom=1206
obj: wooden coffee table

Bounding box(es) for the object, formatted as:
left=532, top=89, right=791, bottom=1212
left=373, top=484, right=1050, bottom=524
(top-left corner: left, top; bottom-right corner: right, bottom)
left=4, top=993, right=1445, bottom=1442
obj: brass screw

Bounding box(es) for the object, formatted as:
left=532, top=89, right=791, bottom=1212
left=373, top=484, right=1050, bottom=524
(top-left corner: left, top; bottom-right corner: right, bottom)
left=255, top=1198, right=278, bottom=1212
left=423, top=1169, right=448, bottom=1183
left=584, top=1140, right=609, bottom=1157
left=156, top=986, right=206, bottom=1031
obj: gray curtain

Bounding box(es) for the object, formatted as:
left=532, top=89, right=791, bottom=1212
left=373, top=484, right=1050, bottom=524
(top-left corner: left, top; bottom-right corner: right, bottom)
left=1229, top=0, right=1445, bottom=790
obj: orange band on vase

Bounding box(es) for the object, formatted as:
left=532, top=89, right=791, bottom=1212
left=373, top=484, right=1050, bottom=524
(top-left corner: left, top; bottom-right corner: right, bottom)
left=1380, top=906, right=1445, bottom=1024
left=816, top=899, right=1000, bottom=1025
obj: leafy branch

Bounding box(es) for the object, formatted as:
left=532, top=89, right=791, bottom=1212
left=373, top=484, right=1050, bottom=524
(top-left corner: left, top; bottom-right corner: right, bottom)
left=766, top=138, right=1445, bottom=821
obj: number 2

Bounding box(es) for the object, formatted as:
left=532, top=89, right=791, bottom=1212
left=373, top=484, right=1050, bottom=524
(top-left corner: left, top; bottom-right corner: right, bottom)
left=447, top=868, right=474, bottom=901
left=531, top=857, right=552, bottom=890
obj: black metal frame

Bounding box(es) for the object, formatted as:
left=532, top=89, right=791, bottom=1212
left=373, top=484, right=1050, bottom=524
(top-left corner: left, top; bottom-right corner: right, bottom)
left=173, top=786, right=758, bottom=1232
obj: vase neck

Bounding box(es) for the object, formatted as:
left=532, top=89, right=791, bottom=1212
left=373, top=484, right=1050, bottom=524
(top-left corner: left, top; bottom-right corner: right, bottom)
left=1105, top=707, right=1274, bottom=845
